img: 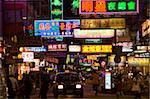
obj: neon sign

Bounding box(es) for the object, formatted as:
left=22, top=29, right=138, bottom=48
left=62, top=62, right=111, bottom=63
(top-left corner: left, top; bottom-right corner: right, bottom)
left=81, top=45, right=112, bottom=53
left=34, top=20, right=80, bottom=37
left=81, top=18, right=125, bottom=29
left=80, top=0, right=139, bottom=15
left=48, top=44, right=67, bottom=51
left=22, top=47, right=47, bottom=52
left=50, top=0, right=63, bottom=20
left=74, top=29, right=114, bottom=38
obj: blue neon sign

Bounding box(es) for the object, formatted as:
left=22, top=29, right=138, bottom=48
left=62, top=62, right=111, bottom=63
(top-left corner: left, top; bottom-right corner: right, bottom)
left=34, top=20, right=80, bottom=37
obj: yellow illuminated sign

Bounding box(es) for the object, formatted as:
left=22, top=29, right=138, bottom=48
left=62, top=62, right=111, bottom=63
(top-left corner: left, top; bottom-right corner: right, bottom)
left=128, top=56, right=149, bottom=66
left=82, top=45, right=112, bottom=53
left=81, top=18, right=125, bottom=29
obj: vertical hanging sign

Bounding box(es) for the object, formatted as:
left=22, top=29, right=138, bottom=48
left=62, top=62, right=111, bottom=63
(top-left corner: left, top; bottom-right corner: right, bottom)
left=50, top=0, right=63, bottom=20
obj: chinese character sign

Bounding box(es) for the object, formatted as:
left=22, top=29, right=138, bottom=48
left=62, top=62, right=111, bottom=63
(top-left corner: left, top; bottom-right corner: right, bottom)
left=81, top=18, right=125, bottom=29
left=50, top=0, right=63, bottom=20
left=80, top=0, right=139, bottom=14
left=81, top=45, right=112, bottom=53
left=34, top=20, right=80, bottom=37
left=48, top=44, right=67, bottom=51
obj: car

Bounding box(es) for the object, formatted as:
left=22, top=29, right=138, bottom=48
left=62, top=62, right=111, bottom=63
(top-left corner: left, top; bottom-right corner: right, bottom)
left=52, top=72, right=84, bottom=98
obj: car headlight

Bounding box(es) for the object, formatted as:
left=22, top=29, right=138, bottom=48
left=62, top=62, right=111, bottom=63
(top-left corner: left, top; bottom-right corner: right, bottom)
left=76, top=84, right=82, bottom=89
left=58, top=85, right=63, bottom=89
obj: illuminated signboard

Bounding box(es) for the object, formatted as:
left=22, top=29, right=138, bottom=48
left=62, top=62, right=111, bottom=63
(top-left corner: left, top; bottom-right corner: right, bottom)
left=69, top=45, right=81, bottom=52
left=108, top=55, right=126, bottom=66
left=81, top=45, right=112, bottom=53
left=128, top=56, right=149, bottom=66
left=85, top=39, right=103, bottom=43
left=87, top=54, right=107, bottom=60
left=23, top=22, right=34, bottom=36
left=22, top=52, right=34, bottom=62
left=34, top=20, right=80, bottom=37
left=50, top=0, right=63, bottom=20
left=113, top=42, right=133, bottom=52
left=142, top=19, right=150, bottom=37
left=105, top=72, right=111, bottom=89
left=79, top=58, right=94, bottom=66
left=135, top=53, right=149, bottom=58
left=21, top=47, right=47, bottom=52
left=136, top=46, right=150, bottom=51
left=81, top=18, right=125, bottom=29
left=116, top=29, right=131, bottom=42
left=48, top=44, right=67, bottom=51
left=74, top=29, right=114, bottom=38
left=80, top=0, right=139, bottom=15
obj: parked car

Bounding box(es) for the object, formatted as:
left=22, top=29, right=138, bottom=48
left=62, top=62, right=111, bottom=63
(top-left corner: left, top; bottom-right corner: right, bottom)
left=53, top=72, right=84, bottom=98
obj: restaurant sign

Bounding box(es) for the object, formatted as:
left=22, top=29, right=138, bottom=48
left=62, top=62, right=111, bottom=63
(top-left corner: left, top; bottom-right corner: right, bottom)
left=80, top=0, right=139, bottom=15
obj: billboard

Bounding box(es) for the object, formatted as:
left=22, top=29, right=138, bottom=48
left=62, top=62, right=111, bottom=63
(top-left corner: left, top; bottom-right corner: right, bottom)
left=34, top=20, right=80, bottom=37
left=69, top=45, right=81, bottom=52
left=81, top=18, right=125, bottom=29
left=81, top=45, right=112, bottom=53
left=74, top=29, right=114, bottom=38
left=80, top=0, right=139, bottom=15
left=48, top=44, right=67, bottom=51
left=22, top=52, right=34, bottom=62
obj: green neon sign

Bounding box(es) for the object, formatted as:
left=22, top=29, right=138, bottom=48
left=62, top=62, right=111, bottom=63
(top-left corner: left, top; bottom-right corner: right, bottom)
left=107, top=2, right=117, bottom=11
left=72, top=0, right=79, bottom=9
left=85, top=39, right=103, bottom=43
left=55, top=36, right=63, bottom=41
left=118, top=1, right=126, bottom=10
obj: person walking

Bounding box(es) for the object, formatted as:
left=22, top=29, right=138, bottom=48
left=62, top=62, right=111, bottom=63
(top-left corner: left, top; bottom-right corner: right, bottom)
left=116, top=80, right=124, bottom=99
left=131, top=80, right=141, bottom=99
left=8, top=75, right=19, bottom=99
left=22, top=74, right=33, bottom=99
left=91, top=71, right=100, bottom=95
left=39, top=69, right=50, bottom=99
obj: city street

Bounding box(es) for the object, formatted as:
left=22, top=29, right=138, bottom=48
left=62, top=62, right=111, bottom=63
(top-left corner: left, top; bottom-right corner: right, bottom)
left=31, top=84, right=149, bottom=99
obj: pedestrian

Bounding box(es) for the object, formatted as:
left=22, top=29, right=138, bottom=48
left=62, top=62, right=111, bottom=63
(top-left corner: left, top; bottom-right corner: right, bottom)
left=39, top=69, right=50, bottom=99
left=116, top=80, right=124, bottom=99
left=131, top=81, right=141, bottom=99
left=8, top=75, right=19, bottom=99
left=91, top=71, right=100, bottom=95
left=23, top=74, right=33, bottom=99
